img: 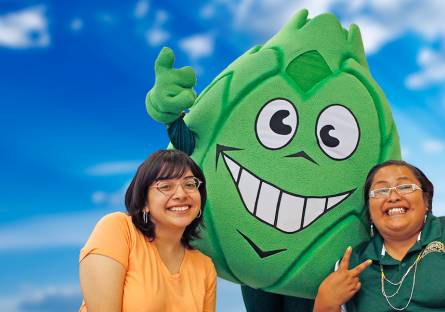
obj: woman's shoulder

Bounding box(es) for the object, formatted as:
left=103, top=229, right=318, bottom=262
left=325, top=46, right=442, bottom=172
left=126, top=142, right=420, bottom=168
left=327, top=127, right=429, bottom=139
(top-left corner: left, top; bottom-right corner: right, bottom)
left=94, top=212, right=134, bottom=234
left=98, top=211, right=131, bottom=224
left=437, top=215, right=445, bottom=226
left=101, top=211, right=130, bottom=220
left=435, top=215, right=445, bottom=239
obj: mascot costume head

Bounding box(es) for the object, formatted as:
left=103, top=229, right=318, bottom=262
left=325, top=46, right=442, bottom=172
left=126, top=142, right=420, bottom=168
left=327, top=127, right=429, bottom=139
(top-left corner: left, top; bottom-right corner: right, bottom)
left=146, top=9, right=401, bottom=298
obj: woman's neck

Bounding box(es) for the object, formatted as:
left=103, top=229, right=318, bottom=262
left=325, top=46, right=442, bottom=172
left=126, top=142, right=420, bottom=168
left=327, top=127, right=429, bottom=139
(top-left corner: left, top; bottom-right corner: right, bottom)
left=154, top=227, right=184, bottom=252
left=153, top=228, right=186, bottom=275
left=383, top=232, right=420, bottom=261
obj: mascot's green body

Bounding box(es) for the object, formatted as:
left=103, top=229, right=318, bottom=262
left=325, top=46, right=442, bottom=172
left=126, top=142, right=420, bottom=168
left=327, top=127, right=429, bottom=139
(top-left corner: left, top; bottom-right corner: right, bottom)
left=146, top=9, right=401, bottom=301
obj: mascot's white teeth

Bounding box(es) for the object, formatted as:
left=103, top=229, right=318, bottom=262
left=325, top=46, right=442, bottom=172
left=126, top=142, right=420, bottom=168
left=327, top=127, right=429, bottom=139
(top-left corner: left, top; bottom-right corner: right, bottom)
left=222, top=154, right=353, bottom=233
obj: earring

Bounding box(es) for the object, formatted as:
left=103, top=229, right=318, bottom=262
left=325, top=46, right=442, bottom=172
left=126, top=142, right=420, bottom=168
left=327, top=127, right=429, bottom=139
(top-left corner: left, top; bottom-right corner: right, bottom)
left=196, top=209, right=202, bottom=218
left=143, top=211, right=148, bottom=223
left=370, top=220, right=374, bottom=237
left=424, top=213, right=427, bottom=224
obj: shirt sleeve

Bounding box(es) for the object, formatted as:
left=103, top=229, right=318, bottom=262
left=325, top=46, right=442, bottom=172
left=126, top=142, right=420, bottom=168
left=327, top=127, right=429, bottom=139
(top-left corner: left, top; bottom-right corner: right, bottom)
left=203, top=258, right=217, bottom=312
left=166, top=115, right=195, bottom=156
left=79, top=212, right=133, bottom=269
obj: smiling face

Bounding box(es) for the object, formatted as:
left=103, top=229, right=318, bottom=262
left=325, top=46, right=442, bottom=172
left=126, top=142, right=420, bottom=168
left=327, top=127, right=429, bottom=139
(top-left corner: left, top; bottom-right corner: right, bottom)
left=369, top=165, right=427, bottom=242
left=198, top=71, right=380, bottom=293
left=146, top=169, right=201, bottom=233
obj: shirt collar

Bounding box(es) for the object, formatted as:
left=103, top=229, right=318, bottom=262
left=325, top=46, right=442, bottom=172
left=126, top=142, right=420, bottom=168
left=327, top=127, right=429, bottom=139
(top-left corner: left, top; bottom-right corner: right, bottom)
left=381, top=232, right=422, bottom=256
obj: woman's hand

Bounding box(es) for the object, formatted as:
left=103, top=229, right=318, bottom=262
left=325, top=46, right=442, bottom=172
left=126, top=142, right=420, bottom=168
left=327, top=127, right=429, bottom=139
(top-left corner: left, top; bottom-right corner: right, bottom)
left=79, top=254, right=126, bottom=312
left=313, top=247, right=372, bottom=312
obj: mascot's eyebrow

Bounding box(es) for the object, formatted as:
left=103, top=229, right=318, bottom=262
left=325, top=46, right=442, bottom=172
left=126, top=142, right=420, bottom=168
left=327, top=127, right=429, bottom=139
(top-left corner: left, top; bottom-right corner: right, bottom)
left=216, top=144, right=243, bottom=171
left=285, top=50, right=332, bottom=92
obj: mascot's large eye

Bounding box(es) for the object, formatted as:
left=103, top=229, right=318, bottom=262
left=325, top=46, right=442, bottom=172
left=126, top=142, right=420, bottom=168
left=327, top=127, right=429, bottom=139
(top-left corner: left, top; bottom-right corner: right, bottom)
left=316, top=105, right=360, bottom=160
left=255, top=99, right=298, bottom=150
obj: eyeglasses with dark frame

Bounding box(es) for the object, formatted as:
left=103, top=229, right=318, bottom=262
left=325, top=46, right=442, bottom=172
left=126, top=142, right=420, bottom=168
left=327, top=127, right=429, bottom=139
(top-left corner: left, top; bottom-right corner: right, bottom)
left=149, top=177, right=202, bottom=195
left=370, top=184, right=422, bottom=198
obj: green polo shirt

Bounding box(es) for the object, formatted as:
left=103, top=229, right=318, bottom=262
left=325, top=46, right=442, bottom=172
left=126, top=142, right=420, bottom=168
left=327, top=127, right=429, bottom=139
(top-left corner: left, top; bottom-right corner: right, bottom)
left=345, top=213, right=445, bottom=312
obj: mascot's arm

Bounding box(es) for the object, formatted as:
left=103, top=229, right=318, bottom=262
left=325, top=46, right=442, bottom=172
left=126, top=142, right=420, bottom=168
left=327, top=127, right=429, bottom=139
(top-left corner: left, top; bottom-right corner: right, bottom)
left=146, top=47, right=197, bottom=154
left=165, top=114, right=195, bottom=156
left=146, top=47, right=197, bottom=123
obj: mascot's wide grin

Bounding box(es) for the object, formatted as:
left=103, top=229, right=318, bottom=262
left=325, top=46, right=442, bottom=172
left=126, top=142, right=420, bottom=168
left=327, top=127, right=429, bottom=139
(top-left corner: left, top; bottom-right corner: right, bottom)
left=217, top=146, right=355, bottom=234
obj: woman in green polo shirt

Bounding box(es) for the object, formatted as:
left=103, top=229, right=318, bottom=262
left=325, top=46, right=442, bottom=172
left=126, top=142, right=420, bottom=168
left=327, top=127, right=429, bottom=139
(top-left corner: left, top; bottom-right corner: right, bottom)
left=314, top=160, right=445, bottom=312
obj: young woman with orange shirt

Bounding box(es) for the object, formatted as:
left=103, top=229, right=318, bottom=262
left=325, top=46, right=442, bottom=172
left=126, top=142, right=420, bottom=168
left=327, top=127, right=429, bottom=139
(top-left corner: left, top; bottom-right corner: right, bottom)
left=79, top=150, right=217, bottom=312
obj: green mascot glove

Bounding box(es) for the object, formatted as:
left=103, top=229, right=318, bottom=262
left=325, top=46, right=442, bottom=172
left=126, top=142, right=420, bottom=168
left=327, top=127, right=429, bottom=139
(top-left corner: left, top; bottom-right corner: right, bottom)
left=146, top=47, right=197, bottom=123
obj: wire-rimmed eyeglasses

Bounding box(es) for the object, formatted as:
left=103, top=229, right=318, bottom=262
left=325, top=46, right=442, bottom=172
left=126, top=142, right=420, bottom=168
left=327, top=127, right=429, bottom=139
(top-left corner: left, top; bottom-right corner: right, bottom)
left=370, top=184, right=422, bottom=198
left=149, top=177, right=202, bottom=195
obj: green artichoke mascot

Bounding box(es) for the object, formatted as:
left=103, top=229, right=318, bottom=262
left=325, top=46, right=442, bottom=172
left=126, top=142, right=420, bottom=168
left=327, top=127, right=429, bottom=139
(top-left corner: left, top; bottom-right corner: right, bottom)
left=146, top=9, right=401, bottom=311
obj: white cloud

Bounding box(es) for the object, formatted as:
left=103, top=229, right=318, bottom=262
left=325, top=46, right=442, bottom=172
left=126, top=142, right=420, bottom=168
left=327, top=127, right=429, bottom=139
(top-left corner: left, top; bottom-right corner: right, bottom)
left=422, top=139, right=445, bottom=153
left=85, top=160, right=142, bottom=176
left=134, top=0, right=150, bottom=19
left=202, top=0, right=445, bottom=88
left=0, top=285, right=81, bottom=312
left=145, top=10, right=170, bottom=46
left=146, top=28, right=170, bottom=46
left=213, top=0, right=334, bottom=39
left=0, top=208, right=118, bottom=251
left=204, top=0, right=445, bottom=51
left=0, top=5, right=50, bottom=49
left=71, top=18, right=83, bottom=31
left=200, top=4, right=216, bottom=19
left=91, top=180, right=130, bottom=206
left=348, top=16, right=401, bottom=55
left=179, top=33, right=215, bottom=61
left=405, top=47, right=445, bottom=90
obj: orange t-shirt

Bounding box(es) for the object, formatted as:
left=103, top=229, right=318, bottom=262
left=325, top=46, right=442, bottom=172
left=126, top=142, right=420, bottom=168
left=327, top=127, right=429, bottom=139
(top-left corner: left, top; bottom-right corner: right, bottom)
left=79, top=212, right=217, bottom=312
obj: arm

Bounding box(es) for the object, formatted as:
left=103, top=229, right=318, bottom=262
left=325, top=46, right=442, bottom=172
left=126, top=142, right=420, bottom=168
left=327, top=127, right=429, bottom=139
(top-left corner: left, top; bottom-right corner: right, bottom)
left=146, top=47, right=197, bottom=154
left=313, top=247, right=372, bottom=312
left=78, top=213, right=132, bottom=312
left=166, top=113, right=195, bottom=156
left=146, top=47, right=197, bottom=124
left=79, top=254, right=126, bottom=312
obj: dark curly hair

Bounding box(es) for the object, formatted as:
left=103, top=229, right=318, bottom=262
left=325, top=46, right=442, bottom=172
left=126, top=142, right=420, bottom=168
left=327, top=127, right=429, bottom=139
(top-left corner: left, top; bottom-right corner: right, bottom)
left=363, top=160, right=434, bottom=225
left=125, top=149, right=207, bottom=249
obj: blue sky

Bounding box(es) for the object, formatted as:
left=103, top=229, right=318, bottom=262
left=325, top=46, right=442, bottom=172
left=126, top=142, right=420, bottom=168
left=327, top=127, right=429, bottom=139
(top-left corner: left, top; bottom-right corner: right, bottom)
left=1, top=0, right=444, bottom=311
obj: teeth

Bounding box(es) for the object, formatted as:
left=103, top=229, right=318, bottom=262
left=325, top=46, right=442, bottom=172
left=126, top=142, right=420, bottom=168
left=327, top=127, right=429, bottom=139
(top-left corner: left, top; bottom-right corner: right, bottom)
left=169, top=206, right=190, bottom=212
left=387, top=208, right=406, bottom=215
left=222, top=154, right=353, bottom=233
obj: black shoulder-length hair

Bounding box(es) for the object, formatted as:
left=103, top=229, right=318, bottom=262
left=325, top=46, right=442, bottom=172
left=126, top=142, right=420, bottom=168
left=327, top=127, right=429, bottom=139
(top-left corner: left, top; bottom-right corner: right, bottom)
left=363, top=160, right=434, bottom=224
left=125, top=149, right=207, bottom=249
